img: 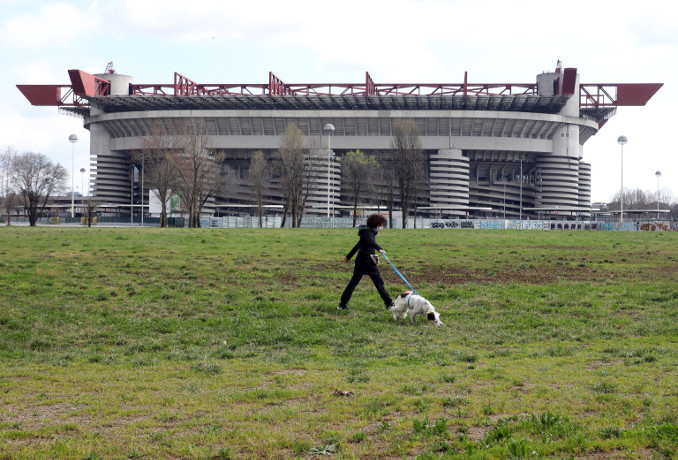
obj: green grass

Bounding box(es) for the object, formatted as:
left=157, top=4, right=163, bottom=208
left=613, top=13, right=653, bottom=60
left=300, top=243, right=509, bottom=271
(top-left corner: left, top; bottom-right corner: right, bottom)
left=0, top=226, right=676, bottom=459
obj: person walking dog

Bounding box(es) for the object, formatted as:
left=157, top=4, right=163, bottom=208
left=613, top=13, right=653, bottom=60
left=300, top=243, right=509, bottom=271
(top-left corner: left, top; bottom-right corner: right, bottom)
left=338, top=213, right=394, bottom=310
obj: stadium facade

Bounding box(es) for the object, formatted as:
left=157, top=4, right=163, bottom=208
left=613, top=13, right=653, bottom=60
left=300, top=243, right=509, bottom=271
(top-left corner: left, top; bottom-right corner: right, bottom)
left=18, top=63, right=662, bottom=219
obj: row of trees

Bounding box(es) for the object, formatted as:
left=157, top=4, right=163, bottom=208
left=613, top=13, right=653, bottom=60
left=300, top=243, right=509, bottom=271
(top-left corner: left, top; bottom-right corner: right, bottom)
left=1, top=118, right=429, bottom=229
left=338, top=120, right=427, bottom=229
left=133, top=119, right=229, bottom=228
left=244, top=120, right=427, bottom=228
left=135, top=119, right=322, bottom=229
left=606, top=188, right=675, bottom=212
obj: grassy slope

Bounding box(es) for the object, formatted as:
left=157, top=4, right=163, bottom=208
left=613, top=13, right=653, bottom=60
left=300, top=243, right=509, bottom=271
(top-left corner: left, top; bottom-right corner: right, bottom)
left=0, top=227, right=676, bottom=459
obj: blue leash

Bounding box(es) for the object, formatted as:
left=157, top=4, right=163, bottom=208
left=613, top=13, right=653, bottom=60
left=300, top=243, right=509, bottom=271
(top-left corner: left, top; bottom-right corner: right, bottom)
left=381, top=253, right=419, bottom=296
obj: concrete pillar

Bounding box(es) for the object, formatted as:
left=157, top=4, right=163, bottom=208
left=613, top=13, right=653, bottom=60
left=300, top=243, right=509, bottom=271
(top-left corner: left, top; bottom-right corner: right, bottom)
left=536, top=70, right=582, bottom=210
left=429, top=149, right=469, bottom=215
left=578, top=161, right=592, bottom=211
left=86, top=107, right=132, bottom=206
left=95, top=73, right=133, bottom=96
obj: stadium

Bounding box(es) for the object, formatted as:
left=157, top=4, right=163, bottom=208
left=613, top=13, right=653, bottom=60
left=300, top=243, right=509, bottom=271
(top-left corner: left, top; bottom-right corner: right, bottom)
left=18, top=62, right=661, bottom=221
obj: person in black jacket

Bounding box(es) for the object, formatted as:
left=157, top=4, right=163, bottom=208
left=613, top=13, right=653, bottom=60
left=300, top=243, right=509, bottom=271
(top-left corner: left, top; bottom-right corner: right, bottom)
left=338, top=213, right=394, bottom=310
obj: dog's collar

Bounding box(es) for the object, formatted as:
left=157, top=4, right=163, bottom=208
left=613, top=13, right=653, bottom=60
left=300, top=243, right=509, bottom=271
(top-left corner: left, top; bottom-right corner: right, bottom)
left=407, top=293, right=414, bottom=309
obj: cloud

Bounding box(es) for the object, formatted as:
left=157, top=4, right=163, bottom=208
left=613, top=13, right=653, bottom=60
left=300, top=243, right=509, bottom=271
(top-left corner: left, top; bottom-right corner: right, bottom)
left=0, top=105, right=86, bottom=158
left=0, top=2, right=97, bottom=49
left=632, top=17, right=678, bottom=48
left=11, top=58, right=69, bottom=84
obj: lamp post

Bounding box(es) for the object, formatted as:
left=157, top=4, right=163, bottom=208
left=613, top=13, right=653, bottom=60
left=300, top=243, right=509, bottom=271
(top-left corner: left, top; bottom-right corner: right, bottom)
left=655, top=170, right=662, bottom=220
left=80, top=167, right=86, bottom=198
left=69, top=134, right=78, bottom=219
left=617, top=135, right=627, bottom=224
left=323, top=123, right=335, bottom=218
left=503, top=180, right=506, bottom=220
left=80, top=168, right=86, bottom=219
left=141, top=152, right=146, bottom=227
left=519, top=154, right=525, bottom=225
left=130, top=164, right=134, bottom=225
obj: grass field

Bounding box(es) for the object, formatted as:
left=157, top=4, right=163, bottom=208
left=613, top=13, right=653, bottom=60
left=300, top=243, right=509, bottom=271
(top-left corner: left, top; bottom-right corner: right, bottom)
left=0, top=226, right=676, bottom=459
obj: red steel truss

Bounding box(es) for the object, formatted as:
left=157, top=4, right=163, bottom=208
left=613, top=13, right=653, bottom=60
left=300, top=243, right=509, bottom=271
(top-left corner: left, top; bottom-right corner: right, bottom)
left=17, top=69, right=662, bottom=109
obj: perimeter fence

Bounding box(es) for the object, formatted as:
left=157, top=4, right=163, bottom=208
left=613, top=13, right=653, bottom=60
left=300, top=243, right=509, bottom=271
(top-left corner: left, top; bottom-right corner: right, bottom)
left=199, top=216, right=676, bottom=231
left=2, top=215, right=674, bottom=231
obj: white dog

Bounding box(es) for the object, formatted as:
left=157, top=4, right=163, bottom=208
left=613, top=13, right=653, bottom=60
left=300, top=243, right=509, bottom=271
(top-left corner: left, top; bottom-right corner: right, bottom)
left=389, top=291, right=443, bottom=326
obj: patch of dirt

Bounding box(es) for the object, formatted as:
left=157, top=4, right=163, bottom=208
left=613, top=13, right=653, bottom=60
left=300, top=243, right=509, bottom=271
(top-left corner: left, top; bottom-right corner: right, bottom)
left=382, top=265, right=594, bottom=285
left=525, top=245, right=591, bottom=251
left=311, top=262, right=594, bottom=285
left=300, top=257, right=676, bottom=286
left=466, top=425, right=492, bottom=441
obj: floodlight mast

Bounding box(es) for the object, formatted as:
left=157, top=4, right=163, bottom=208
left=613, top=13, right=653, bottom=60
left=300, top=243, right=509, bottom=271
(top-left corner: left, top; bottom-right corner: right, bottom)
left=69, top=134, right=78, bottom=219
left=617, top=135, right=628, bottom=224
left=655, top=170, right=662, bottom=219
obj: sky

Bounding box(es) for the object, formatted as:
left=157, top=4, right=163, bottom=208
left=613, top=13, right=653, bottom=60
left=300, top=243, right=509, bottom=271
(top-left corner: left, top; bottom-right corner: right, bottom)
left=1, top=0, right=676, bottom=203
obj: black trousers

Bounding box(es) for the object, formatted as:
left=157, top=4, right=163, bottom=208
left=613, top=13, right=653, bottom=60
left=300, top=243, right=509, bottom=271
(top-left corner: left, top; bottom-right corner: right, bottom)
left=340, top=263, right=391, bottom=308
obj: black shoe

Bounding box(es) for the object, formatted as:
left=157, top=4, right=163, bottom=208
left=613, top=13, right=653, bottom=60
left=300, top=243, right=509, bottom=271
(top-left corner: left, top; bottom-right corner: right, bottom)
left=337, top=303, right=348, bottom=310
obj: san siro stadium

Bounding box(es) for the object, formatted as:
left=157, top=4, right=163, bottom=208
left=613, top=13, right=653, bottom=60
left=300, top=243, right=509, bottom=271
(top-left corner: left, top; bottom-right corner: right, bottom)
left=18, top=62, right=661, bottom=221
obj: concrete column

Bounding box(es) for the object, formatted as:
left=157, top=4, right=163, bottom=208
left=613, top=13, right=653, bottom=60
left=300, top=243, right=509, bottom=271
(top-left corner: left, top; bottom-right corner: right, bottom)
left=305, top=152, right=340, bottom=216
left=86, top=107, right=132, bottom=205
left=94, top=73, right=133, bottom=96
left=578, top=161, right=592, bottom=212
left=429, top=149, right=469, bottom=215
left=536, top=70, right=582, bottom=210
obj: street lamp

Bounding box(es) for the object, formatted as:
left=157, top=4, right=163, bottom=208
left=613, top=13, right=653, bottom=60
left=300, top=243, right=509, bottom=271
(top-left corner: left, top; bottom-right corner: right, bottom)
left=141, top=152, right=146, bottom=227
left=80, top=168, right=86, bottom=197
left=130, top=164, right=134, bottom=225
left=80, top=168, right=86, bottom=218
left=323, top=123, right=335, bottom=218
left=617, top=135, right=627, bottom=224
left=519, top=154, right=525, bottom=225
left=69, top=134, right=78, bottom=218
left=655, top=170, right=662, bottom=220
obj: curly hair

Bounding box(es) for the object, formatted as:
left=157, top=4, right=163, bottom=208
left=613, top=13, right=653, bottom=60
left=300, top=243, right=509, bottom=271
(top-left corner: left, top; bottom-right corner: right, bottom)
left=366, top=213, right=387, bottom=229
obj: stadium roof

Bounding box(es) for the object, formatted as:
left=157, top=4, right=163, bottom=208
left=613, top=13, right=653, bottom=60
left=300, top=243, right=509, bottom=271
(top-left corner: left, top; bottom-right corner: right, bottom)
left=85, top=92, right=570, bottom=113
left=17, top=68, right=661, bottom=124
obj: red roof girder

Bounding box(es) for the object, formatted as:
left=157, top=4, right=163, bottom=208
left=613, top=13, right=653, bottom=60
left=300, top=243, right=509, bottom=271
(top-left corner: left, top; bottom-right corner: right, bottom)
left=579, top=83, right=663, bottom=107
left=68, top=70, right=110, bottom=97
left=16, top=84, right=88, bottom=107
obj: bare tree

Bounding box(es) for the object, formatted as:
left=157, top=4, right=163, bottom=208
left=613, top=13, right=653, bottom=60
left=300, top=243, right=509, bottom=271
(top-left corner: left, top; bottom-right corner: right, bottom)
left=391, top=120, right=425, bottom=228
left=12, top=152, right=67, bottom=226
left=609, top=188, right=651, bottom=211
left=133, top=121, right=181, bottom=227
left=341, top=150, right=379, bottom=227
left=1, top=148, right=17, bottom=225
left=1, top=192, right=18, bottom=225
left=248, top=150, right=269, bottom=227
left=167, top=119, right=225, bottom=228
left=274, top=124, right=322, bottom=227
left=412, top=159, right=428, bottom=229
left=299, top=137, right=324, bottom=227
left=655, top=187, right=674, bottom=210
left=276, top=124, right=304, bottom=227
left=83, top=196, right=104, bottom=227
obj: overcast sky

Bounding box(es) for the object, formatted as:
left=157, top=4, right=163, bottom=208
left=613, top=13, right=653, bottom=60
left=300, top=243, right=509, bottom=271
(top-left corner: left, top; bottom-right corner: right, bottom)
left=1, top=0, right=675, bottom=203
